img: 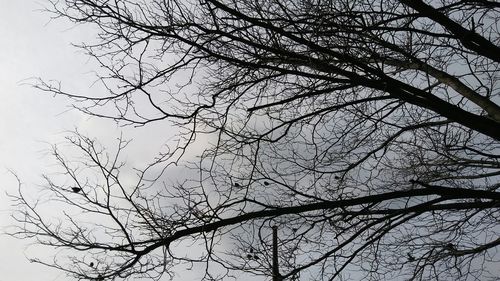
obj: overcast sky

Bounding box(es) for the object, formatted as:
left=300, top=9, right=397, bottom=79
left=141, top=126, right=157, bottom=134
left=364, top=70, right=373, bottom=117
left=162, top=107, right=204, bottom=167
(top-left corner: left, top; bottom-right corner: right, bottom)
left=0, top=1, right=116, bottom=280
left=0, top=2, right=223, bottom=280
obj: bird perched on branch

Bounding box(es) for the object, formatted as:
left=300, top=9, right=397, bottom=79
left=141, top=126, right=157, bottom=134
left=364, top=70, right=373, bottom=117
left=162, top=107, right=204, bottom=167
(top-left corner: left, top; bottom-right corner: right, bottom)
left=71, top=187, right=81, bottom=193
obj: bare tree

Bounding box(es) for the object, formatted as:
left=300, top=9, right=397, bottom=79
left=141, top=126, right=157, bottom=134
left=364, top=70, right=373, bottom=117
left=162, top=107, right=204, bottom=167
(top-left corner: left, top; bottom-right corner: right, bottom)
left=10, top=0, right=500, bottom=280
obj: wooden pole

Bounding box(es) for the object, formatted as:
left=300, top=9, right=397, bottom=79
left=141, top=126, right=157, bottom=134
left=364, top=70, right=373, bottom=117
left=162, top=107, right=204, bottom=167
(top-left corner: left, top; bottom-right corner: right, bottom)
left=272, top=225, right=280, bottom=281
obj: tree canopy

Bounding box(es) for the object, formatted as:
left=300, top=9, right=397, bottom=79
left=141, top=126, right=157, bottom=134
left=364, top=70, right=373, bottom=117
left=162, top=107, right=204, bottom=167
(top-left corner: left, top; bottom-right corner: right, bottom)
left=11, top=0, right=500, bottom=280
